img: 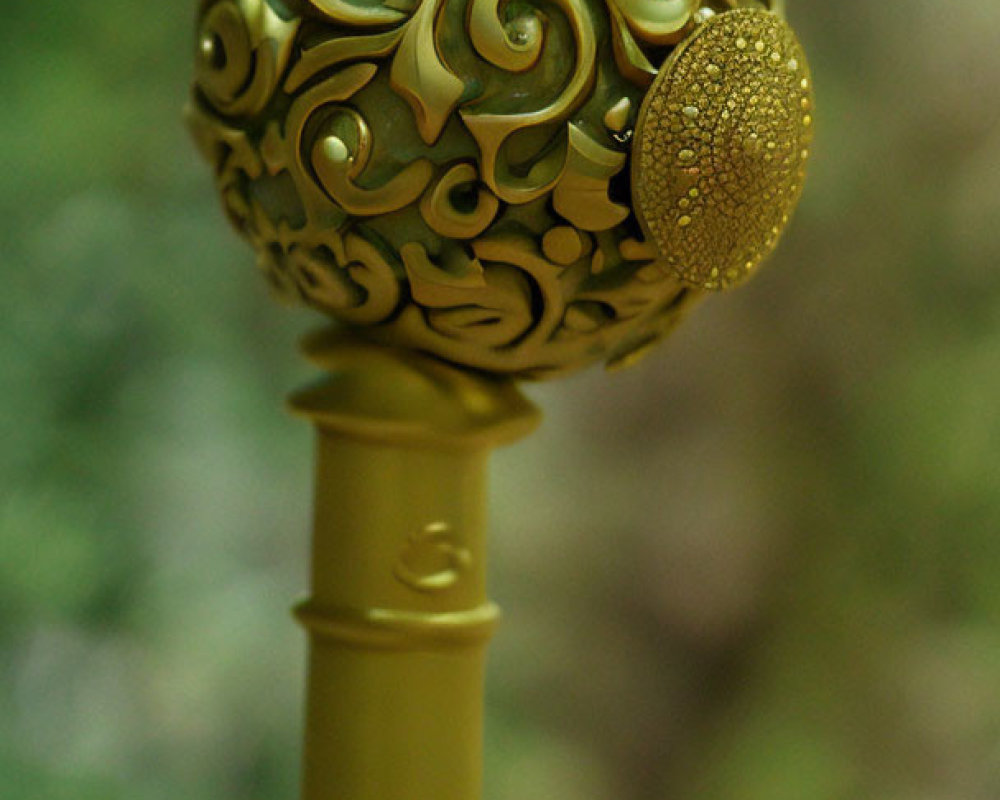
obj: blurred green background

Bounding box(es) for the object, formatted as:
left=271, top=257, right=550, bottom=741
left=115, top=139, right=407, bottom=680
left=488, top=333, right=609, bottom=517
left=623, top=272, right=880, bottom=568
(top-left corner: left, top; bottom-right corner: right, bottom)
left=2, top=1, right=1000, bottom=798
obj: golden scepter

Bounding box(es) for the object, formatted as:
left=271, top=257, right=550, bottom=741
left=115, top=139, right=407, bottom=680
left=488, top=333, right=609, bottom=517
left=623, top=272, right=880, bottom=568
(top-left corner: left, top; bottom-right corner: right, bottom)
left=187, top=0, right=813, bottom=797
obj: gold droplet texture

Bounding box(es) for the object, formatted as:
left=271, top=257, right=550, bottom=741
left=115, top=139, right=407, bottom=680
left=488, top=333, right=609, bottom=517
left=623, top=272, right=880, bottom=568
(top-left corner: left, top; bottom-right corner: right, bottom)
left=633, top=9, right=814, bottom=290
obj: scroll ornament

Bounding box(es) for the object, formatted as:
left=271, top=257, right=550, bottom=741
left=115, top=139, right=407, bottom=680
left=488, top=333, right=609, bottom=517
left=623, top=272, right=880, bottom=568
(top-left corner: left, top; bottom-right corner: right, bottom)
left=189, top=0, right=813, bottom=378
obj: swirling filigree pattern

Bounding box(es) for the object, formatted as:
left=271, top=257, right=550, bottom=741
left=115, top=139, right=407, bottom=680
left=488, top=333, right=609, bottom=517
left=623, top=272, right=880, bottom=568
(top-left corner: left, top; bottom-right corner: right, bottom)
left=189, top=0, right=806, bottom=377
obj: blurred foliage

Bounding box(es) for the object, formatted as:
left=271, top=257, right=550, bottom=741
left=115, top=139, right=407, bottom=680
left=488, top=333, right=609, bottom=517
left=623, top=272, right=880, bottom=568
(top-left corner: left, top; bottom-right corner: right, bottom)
left=2, top=1, right=1000, bottom=799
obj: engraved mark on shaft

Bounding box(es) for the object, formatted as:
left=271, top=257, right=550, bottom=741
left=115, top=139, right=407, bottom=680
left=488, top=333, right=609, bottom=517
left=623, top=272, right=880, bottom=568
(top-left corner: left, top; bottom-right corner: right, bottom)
left=394, top=522, right=473, bottom=593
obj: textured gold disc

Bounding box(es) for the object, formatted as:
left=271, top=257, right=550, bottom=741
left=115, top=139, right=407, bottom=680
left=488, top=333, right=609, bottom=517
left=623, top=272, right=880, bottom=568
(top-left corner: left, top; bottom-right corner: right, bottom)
left=632, top=9, right=814, bottom=290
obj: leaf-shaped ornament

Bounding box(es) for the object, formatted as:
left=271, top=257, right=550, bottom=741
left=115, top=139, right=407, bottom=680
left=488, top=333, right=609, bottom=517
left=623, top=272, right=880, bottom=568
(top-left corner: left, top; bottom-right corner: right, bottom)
left=390, top=0, right=466, bottom=145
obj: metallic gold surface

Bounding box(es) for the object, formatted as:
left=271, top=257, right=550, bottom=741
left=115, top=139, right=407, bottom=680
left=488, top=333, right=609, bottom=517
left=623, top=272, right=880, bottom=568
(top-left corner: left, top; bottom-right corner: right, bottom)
left=187, top=5, right=815, bottom=798
left=289, top=329, right=539, bottom=800
left=633, top=8, right=814, bottom=289
left=189, top=0, right=810, bottom=377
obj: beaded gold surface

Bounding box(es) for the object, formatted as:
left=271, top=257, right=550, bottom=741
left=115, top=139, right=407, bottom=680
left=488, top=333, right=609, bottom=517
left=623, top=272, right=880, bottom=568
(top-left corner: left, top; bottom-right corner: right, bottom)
left=634, top=9, right=814, bottom=289
left=189, top=0, right=811, bottom=377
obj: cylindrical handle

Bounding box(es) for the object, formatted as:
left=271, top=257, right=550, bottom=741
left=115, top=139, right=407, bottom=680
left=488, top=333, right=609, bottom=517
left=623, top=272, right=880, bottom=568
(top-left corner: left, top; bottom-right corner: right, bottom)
left=298, top=434, right=496, bottom=800
left=288, top=330, right=540, bottom=800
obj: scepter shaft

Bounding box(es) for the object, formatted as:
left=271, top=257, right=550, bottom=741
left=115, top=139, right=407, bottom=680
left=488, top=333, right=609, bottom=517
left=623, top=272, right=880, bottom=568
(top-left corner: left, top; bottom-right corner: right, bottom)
left=289, top=331, right=539, bottom=800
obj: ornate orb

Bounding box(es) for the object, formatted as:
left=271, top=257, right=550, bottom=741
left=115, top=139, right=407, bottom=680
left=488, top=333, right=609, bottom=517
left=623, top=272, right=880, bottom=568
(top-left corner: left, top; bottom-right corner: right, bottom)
left=189, top=0, right=813, bottom=379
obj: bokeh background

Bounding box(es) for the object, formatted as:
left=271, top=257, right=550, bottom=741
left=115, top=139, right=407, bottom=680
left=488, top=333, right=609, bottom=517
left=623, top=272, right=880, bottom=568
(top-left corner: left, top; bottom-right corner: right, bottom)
left=3, top=1, right=1000, bottom=798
